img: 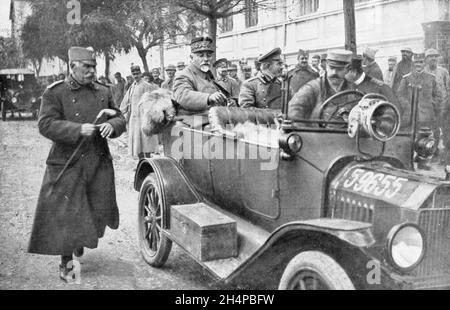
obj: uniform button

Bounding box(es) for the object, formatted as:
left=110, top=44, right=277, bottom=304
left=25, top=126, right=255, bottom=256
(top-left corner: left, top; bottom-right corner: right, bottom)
left=72, top=98, right=77, bottom=103
left=75, top=113, right=80, bottom=117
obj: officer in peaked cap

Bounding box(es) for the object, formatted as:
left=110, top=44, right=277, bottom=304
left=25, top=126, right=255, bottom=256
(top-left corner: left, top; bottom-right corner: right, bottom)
left=397, top=51, right=442, bottom=169
left=287, top=48, right=319, bottom=101
left=28, top=46, right=126, bottom=282
left=172, top=36, right=229, bottom=115
left=161, top=64, right=177, bottom=91
left=214, top=58, right=240, bottom=101
left=228, top=63, right=243, bottom=90
left=393, top=47, right=415, bottom=92
left=239, top=47, right=284, bottom=109
left=289, top=49, right=359, bottom=121
left=176, top=61, right=186, bottom=71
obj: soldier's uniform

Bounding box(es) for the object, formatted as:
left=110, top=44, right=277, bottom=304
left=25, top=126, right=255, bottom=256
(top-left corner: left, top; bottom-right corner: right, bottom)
left=228, top=63, right=243, bottom=90
left=161, top=64, right=177, bottom=91
left=287, top=50, right=319, bottom=101
left=239, top=48, right=283, bottom=110
left=28, top=47, right=126, bottom=263
left=289, top=49, right=355, bottom=121
left=172, top=37, right=223, bottom=115
left=213, top=58, right=240, bottom=100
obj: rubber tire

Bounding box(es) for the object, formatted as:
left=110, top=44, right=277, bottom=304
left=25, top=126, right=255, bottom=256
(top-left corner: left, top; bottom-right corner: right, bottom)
left=278, top=251, right=355, bottom=290
left=138, top=174, right=172, bottom=267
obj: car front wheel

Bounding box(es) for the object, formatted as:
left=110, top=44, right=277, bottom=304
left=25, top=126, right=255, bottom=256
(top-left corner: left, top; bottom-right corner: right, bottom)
left=138, top=174, right=172, bottom=267
left=278, top=251, right=355, bottom=290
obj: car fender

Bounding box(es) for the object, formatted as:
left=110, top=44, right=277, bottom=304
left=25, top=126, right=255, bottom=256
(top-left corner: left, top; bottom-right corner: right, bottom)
left=228, top=218, right=378, bottom=288
left=134, top=156, right=202, bottom=227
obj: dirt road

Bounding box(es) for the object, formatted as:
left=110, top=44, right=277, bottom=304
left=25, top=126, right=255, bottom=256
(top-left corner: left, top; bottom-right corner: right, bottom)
left=0, top=120, right=235, bottom=290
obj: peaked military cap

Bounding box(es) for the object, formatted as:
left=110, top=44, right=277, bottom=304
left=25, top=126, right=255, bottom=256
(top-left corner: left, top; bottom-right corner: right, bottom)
left=363, top=47, right=378, bottom=59
left=350, top=54, right=364, bottom=69
left=228, top=63, right=238, bottom=70
left=326, top=49, right=353, bottom=68
left=68, top=46, right=96, bottom=66
left=191, top=37, right=214, bottom=53
left=213, top=58, right=228, bottom=68
left=177, top=61, right=186, bottom=67
left=401, top=47, right=413, bottom=53
left=388, top=56, right=398, bottom=62
left=321, top=53, right=328, bottom=61
left=130, top=65, right=141, bottom=73
left=243, top=66, right=252, bottom=72
left=311, top=55, right=321, bottom=60
left=258, top=48, right=282, bottom=63
left=297, top=49, right=309, bottom=57
left=152, top=68, right=160, bottom=73
left=413, top=53, right=426, bottom=62
left=425, top=48, right=440, bottom=58
left=165, top=64, right=176, bottom=71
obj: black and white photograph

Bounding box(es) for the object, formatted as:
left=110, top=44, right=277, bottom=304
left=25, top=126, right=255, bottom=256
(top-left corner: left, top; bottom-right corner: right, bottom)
left=1, top=0, right=450, bottom=293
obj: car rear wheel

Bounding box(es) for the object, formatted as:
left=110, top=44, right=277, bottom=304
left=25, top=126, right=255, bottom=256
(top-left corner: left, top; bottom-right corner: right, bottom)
left=278, top=251, right=355, bottom=290
left=138, top=174, right=172, bottom=267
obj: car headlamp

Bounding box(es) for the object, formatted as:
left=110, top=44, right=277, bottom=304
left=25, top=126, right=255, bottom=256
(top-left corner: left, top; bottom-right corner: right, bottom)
left=279, top=133, right=302, bottom=157
left=387, top=223, right=425, bottom=271
left=348, top=95, right=400, bottom=142
left=414, top=128, right=436, bottom=159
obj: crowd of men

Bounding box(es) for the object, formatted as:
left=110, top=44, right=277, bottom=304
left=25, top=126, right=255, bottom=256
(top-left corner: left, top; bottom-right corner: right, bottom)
left=27, top=40, right=450, bottom=282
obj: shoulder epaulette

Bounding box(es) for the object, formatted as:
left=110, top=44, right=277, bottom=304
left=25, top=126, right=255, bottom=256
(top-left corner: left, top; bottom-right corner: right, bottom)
left=403, top=72, right=412, bottom=78
left=47, top=80, right=64, bottom=89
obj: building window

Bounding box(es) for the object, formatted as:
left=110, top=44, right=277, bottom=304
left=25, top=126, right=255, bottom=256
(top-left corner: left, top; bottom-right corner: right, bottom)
left=298, top=0, right=319, bottom=16
left=222, top=15, right=233, bottom=32
left=245, top=0, right=258, bottom=28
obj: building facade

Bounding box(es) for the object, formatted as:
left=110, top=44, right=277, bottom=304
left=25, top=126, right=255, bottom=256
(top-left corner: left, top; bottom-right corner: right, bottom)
left=139, top=0, right=450, bottom=75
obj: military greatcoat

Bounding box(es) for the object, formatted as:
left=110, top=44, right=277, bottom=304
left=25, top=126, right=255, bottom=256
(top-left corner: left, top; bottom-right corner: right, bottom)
left=238, top=73, right=282, bottom=110
left=28, top=75, right=126, bottom=255
left=172, top=64, right=221, bottom=115
left=287, top=65, right=319, bottom=101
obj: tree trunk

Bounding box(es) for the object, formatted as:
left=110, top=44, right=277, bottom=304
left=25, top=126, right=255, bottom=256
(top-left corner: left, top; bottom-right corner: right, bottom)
left=343, top=0, right=357, bottom=54
left=159, top=40, right=165, bottom=80
left=105, top=52, right=111, bottom=80
left=136, top=44, right=149, bottom=72
left=208, top=16, right=218, bottom=74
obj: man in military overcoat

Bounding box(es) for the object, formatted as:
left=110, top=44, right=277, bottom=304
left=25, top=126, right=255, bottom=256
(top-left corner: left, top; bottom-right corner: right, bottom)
left=28, top=46, right=126, bottom=282
left=239, top=48, right=284, bottom=110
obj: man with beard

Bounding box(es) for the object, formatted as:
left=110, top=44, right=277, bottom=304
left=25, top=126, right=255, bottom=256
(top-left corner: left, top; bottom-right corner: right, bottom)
left=311, top=55, right=321, bottom=74
left=363, top=47, right=384, bottom=82
left=214, top=58, right=240, bottom=101
left=239, top=47, right=284, bottom=110
left=288, top=49, right=354, bottom=121
left=397, top=53, right=442, bottom=169
left=287, top=49, right=319, bottom=101
left=392, top=47, right=414, bottom=93
left=120, top=65, right=159, bottom=159
left=172, top=36, right=227, bottom=115
left=384, top=57, right=397, bottom=87
left=346, top=55, right=399, bottom=110
left=28, top=46, right=126, bottom=282
left=161, top=64, right=177, bottom=91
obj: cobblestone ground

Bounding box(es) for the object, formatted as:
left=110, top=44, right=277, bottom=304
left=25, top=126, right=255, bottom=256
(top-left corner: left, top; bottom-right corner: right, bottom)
left=0, top=119, right=236, bottom=290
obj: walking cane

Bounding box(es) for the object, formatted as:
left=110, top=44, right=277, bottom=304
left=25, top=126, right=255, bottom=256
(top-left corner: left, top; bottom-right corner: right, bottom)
left=44, top=109, right=117, bottom=198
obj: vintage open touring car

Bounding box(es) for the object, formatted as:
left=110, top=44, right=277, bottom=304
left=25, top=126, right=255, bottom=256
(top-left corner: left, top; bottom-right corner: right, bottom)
left=0, top=68, right=41, bottom=121
left=133, top=87, right=450, bottom=290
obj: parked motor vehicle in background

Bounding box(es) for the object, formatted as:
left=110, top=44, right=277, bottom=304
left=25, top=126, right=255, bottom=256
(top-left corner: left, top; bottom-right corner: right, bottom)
left=0, top=69, right=42, bottom=121
left=133, top=85, right=450, bottom=290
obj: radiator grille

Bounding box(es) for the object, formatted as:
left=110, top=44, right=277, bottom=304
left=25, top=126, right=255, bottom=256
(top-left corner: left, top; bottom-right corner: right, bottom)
left=331, top=192, right=374, bottom=223
left=412, top=209, right=450, bottom=289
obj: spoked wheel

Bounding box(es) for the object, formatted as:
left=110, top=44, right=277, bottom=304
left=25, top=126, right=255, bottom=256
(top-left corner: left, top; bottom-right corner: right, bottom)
left=138, top=174, right=172, bottom=267
left=278, top=251, right=355, bottom=290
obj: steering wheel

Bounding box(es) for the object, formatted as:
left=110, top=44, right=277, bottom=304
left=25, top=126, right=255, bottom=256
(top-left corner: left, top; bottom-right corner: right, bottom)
left=317, top=90, right=365, bottom=128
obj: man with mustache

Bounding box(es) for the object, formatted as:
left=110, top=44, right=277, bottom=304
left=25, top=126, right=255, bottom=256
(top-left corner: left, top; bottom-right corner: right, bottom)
left=214, top=58, right=240, bottom=101
left=28, top=46, right=126, bottom=282
left=172, top=36, right=227, bottom=115
left=397, top=53, right=443, bottom=169
left=392, top=47, right=414, bottom=93
left=287, top=49, right=319, bottom=101
left=239, top=47, right=284, bottom=109
left=288, top=49, right=355, bottom=121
